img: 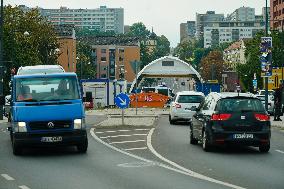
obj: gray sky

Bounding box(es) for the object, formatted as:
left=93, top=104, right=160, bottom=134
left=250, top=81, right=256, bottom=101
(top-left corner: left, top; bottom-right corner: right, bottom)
left=6, top=0, right=266, bottom=47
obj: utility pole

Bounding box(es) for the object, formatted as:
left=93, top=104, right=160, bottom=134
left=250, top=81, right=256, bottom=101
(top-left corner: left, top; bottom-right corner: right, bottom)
left=0, top=0, right=4, bottom=120
left=264, top=0, right=269, bottom=111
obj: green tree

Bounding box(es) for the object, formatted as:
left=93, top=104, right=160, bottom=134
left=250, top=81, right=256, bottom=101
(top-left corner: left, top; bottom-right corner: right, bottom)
left=174, top=40, right=194, bottom=63
left=3, top=5, right=59, bottom=94
left=127, top=22, right=150, bottom=38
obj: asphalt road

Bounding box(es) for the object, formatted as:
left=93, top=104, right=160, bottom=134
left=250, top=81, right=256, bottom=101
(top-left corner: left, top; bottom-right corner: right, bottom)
left=0, top=115, right=231, bottom=189
left=151, top=116, right=284, bottom=189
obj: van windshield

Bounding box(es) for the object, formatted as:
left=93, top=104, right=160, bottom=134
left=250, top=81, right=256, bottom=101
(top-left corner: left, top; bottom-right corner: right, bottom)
left=15, top=77, right=80, bottom=102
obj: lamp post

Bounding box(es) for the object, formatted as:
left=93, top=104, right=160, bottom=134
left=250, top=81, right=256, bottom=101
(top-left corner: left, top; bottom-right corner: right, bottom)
left=0, top=0, right=3, bottom=120
left=264, top=0, right=269, bottom=111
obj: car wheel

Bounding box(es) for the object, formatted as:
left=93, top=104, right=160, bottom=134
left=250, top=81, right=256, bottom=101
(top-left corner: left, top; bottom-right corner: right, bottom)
left=202, top=130, right=212, bottom=152
left=259, top=143, right=270, bottom=153
left=190, top=125, right=198, bottom=145
left=169, top=115, right=175, bottom=125
left=77, top=139, right=88, bottom=153
left=12, top=139, right=22, bottom=156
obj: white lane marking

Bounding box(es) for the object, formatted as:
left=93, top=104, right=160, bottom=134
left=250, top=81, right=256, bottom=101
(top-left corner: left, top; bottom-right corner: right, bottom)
left=109, top=140, right=146, bottom=144
left=91, top=128, right=245, bottom=189
left=275, top=150, right=284, bottom=154
left=135, top=129, right=150, bottom=131
left=1, top=174, right=15, bottom=181
left=19, top=185, right=31, bottom=189
left=124, top=147, right=148, bottom=151
left=146, top=128, right=245, bottom=189
left=100, top=134, right=147, bottom=139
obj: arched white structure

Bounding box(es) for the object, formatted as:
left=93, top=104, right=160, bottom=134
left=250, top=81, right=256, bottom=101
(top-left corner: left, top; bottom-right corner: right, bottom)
left=130, top=56, right=203, bottom=92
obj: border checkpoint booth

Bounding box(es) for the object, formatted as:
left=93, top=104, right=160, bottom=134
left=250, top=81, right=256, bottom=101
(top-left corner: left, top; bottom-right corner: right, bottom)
left=129, top=56, right=203, bottom=108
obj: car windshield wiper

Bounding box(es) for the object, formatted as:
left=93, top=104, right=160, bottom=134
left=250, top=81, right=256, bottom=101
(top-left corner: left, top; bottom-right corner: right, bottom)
left=240, top=109, right=253, bottom=113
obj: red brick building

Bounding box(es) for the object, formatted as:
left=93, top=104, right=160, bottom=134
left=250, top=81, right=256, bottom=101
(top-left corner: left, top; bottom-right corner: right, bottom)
left=270, top=0, right=284, bottom=30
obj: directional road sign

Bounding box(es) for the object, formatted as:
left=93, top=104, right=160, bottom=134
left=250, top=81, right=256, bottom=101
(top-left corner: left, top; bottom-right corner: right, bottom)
left=115, top=93, right=130, bottom=109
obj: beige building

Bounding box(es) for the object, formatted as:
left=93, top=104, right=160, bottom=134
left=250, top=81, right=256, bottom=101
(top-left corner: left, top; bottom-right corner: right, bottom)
left=55, top=25, right=77, bottom=72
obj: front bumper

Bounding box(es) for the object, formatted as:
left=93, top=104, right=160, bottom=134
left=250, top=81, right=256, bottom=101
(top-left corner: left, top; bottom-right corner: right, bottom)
left=13, top=130, right=87, bottom=147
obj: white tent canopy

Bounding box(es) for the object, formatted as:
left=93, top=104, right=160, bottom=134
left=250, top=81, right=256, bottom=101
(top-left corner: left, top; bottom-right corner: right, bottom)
left=129, top=56, right=203, bottom=92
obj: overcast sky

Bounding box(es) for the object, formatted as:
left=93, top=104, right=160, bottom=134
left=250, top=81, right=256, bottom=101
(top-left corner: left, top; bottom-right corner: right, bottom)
left=5, top=0, right=266, bottom=47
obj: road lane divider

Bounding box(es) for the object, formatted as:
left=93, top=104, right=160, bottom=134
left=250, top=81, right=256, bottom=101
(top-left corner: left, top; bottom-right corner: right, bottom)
left=109, top=140, right=146, bottom=144
left=1, top=174, right=15, bottom=181
left=124, top=147, right=148, bottom=151
left=146, top=128, right=246, bottom=189
left=100, top=134, right=147, bottom=139
left=18, top=185, right=31, bottom=189
left=91, top=128, right=245, bottom=189
left=275, top=150, right=284, bottom=154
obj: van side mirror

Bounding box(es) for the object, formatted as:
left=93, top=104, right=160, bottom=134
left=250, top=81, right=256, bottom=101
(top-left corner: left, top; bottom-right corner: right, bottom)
left=0, top=96, right=5, bottom=105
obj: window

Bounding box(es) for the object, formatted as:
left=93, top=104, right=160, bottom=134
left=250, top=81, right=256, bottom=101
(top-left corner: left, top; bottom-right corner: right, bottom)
left=101, top=49, right=106, bottom=53
left=177, top=95, right=204, bottom=103
left=216, top=98, right=265, bottom=113
left=101, top=57, right=106, bottom=61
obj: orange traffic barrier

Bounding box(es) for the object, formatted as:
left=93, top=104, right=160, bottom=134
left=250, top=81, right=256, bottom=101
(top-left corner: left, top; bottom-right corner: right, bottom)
left=129, top=92, right=169, bottom=108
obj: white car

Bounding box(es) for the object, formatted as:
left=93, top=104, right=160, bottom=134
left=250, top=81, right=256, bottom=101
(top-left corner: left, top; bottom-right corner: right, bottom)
left=255, top=95, right=274, bottom=115
left=169, top=91, right=205, bottom=124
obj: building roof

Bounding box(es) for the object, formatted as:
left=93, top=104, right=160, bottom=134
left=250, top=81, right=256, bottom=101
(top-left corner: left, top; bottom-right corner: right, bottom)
left=79, top=36, right=140, bottom=46
left=224, top=41, right=242, bottom=51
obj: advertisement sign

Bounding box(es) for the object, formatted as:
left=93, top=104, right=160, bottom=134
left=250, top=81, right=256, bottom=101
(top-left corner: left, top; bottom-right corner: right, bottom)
left=260, top=37, right=272, bottom=77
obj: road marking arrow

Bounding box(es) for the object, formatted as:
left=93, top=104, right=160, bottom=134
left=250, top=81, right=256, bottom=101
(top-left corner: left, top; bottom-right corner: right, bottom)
left=118, top=96, right=126, bottom=106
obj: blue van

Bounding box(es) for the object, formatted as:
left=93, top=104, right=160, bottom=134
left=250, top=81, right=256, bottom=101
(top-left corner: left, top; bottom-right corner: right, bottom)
left=9, top=72, right=88, bottom=155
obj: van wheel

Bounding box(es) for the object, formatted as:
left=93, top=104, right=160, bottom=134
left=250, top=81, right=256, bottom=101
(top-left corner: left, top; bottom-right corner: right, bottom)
left=259, top=143, right=270, bottom=153
left=12, top=140, right=22, bottom=156
left=190, top=126, right=198, bottom=145
left=202, top=130, right=212, bottom=152
left=77, top=139, right=88, bottom=153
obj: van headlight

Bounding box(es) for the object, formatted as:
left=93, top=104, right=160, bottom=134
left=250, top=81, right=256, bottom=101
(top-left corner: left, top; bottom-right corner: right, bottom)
left=16, top=122, right=27, bottom=132
left=74, top=119, right=82, bottom=129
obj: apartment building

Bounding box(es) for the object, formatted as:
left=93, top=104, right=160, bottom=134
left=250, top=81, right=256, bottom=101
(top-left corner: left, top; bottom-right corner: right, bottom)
left=270, top=0, right=284, bottom=30
left=26, top=5, right=125, bottom=34
left=81, top=37, right=140, bottom=83
left=204, top=21, right=264, bottom=48
left=227, top=7, right=255, bottom=22
left=180, top=21, right=196, bottom=43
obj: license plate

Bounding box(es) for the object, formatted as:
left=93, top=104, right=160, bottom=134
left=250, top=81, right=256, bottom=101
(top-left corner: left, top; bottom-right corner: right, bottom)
left=41, top=136, right=63, bottom=143
left=233, top=134, right=254, bottom=139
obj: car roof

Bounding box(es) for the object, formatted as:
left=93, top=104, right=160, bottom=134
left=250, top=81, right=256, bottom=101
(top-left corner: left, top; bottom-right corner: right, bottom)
left=17, top=65, right=65, bottom=75
left=209, top=92, right=256, bottom=100
left=176, top=91, right=205, bottom=96
left=14, top=72, right=77, bottom=79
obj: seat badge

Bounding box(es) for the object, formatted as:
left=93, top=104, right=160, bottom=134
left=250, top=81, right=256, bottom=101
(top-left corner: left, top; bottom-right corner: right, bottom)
left=241, top=116, right=246, bottom=120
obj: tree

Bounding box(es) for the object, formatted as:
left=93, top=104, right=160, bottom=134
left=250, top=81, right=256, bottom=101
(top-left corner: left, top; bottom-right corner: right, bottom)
left=174, top=40, right=194, bottom=63
left=200, top=51, right=224, bottom=82
left=126, top=22, right=150, bottom=38
left=3, top=5, right=59, bottom=95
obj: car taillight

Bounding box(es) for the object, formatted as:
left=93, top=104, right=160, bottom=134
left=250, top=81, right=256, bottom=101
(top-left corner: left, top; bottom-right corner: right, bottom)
left=254, top=113, right=270, bottom=121
left=175, top=103, right=181, bottom=108
left=211, top=114, right=231, bottom=121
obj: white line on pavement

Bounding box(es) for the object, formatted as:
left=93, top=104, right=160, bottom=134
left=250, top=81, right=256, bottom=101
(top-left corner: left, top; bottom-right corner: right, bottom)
left=91, top=128, right=245, bottom=189
left=124, top=147, right=148, bottom=151
left=135, top=129, right=151, bottom=131
left=275, top=150, right=284, bottom=154
left=100, top=134, right=147, bottom=139
left=109, top=140, right=146, bottom=144
left=146, top=128, right=245, bottom=189
left=1, top=174, right=15, bottom=181
left=18, top=185, right=31, bottom=189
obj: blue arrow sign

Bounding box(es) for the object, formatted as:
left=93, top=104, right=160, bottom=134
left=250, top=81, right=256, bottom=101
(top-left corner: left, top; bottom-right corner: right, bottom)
left=115, top=93, right=130, bottom=109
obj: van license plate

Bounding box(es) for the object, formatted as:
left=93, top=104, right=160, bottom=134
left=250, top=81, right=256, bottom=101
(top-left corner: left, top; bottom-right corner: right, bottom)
left=233, top=134, right=254, bottom=139
left=41, top=136, right=63, bottom=143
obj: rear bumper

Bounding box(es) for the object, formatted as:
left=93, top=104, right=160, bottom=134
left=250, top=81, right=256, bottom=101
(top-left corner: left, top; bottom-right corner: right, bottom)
left=210, top=131, right=270, bottom=146
left=170, top=111, right=194, bottom=121
left=13, top=130, right=87, bottom=147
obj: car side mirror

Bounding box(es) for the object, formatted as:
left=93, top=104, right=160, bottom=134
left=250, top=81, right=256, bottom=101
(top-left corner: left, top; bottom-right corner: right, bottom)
left=0, top=95, right=5, bottom=105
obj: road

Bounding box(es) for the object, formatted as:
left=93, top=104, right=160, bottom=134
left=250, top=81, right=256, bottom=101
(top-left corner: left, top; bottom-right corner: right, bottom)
left=151, top=116, right=284, bottom=189
left=0, top=115, right=231, bottom=189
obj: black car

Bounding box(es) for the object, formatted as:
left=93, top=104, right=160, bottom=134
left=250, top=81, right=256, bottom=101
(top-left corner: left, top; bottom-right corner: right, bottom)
left=190, top=92, right=271, bottom=152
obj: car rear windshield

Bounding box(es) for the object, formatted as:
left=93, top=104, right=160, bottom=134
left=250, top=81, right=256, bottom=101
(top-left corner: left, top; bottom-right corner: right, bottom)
left=177, top=95, right=204, bottom=103
left=216, top=98, right=265, bottom=113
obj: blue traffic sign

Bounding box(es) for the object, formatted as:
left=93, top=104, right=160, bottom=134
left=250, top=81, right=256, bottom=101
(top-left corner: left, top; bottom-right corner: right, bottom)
left=115, top=93, right=130, bottom=109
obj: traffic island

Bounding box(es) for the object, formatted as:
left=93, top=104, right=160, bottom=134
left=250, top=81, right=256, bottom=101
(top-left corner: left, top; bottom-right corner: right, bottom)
left=95, top=115, right=159, bottom=129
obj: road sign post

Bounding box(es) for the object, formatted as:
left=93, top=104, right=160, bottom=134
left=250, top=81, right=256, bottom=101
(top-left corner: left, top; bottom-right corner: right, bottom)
left=114, top=93, right=130, bottom=126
